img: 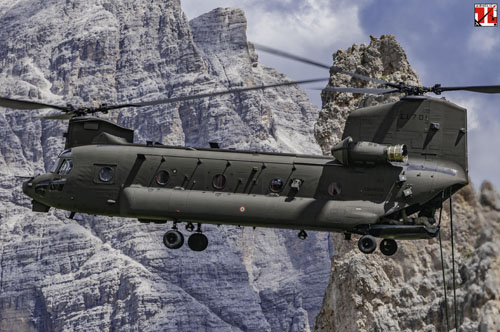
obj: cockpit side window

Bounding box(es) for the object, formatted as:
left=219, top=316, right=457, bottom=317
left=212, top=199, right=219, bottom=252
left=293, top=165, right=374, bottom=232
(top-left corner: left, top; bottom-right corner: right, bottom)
left=50, top=160, right=60, bottom=173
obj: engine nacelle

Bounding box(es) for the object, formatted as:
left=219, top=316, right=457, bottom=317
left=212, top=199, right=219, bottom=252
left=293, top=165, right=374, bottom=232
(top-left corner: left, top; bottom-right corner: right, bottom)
left=331, top=137, right=407, bottom=166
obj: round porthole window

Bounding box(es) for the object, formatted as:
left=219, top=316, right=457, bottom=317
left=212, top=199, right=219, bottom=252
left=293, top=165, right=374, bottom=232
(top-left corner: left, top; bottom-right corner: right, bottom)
left=212, top=174, right=226, bottom=190
left=156, top=170, right=170, bottom=186
left=99, top=166, right=114, bottom=182
left=270, top=178, right=284, bottom=192
left=328, top=182, right=342, bottom=196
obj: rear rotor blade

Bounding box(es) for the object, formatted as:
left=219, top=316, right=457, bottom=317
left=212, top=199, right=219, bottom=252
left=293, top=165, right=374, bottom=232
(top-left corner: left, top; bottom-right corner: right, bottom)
left=252, top=43, right=395, bottom=87
left=253, top=43, right=331, bottom=69
left=436, top=85, right=500, bottom=94
left=104, top=77, right=329, bottom=111
left=322, top=87, right=400, bottom=95
left=0, top=96, right=68, bottom=111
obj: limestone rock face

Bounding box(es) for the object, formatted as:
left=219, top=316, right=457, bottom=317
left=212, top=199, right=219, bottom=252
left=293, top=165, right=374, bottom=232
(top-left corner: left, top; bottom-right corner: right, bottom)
left=0, top=2, right=329, bottom=331
left=313, top=35, right=500, bottom=332
left=314, top=35, right=419, bottom=155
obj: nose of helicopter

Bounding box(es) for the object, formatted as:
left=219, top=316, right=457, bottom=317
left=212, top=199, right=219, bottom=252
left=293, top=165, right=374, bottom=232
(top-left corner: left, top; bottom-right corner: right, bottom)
left=22, top=177, right=35, bottom=198
left=22, top=174, right=53, bottom=212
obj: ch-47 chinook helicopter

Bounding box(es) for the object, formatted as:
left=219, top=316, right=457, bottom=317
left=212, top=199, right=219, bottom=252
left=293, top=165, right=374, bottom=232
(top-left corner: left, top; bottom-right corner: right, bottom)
left=2, top=44, right=500, bottom=256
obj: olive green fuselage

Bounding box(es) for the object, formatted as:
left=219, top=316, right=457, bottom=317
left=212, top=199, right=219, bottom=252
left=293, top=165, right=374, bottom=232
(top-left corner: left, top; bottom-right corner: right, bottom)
left=23, top=143, right=465, bottom=234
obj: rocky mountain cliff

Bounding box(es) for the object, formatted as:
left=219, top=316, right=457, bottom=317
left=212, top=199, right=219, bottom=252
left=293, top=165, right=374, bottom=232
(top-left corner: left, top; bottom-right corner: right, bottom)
left=3, top=2, right=499, bottom=331
left=314, top=35, right=500, bottom=332
left=0, top=1, right=330, bottom=331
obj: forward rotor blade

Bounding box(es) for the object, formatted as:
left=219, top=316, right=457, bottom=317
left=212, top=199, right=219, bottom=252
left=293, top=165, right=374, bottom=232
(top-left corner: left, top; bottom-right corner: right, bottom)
left=0, top=96, right=68, bottom=111
left=322, top=87, right=400, bottom=94
left=252, top=43, right=395, bottom=87
left=104, top=78, right=329, bottom=111
left=437, top=85, right=500, bottom=94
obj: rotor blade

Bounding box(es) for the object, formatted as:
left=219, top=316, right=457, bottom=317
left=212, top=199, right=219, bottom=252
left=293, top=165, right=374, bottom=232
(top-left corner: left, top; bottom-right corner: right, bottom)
left=322, top=87, right=400, bottom=94
left=252, top=43, right=396, bottom=87
left=253, top=43, right=331, bottom=70
left=0, top=96, right=68, bottom=111
left=437, top=85, right=500, bottom=94
left=39, top=113, right=74, bottom=120
left=104, top=78, right=329, bottom=111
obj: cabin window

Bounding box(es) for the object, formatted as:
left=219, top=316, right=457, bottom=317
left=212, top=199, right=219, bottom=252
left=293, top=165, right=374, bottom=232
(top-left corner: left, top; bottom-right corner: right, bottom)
left=212, top=174, right=226, bottom=190
left=99, top=166, right=114, bottom=182
left=328, top=182, right=342, bottom=196
left=270, top=178, right=284, bottom=193
left=156, top=170, right=170, bottom=186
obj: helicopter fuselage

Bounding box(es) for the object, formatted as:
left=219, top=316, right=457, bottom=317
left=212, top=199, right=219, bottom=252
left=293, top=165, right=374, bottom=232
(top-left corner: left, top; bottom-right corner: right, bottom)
left=22, top=141, right=466, bottom=236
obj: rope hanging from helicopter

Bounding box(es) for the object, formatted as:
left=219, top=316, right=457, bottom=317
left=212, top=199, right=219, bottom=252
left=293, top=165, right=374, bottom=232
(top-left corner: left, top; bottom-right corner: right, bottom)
left=449, top=189, right=459, bottom=332
left=437, top=194, right=449, bottom=331
left=438, top=189, right=459, bottom=331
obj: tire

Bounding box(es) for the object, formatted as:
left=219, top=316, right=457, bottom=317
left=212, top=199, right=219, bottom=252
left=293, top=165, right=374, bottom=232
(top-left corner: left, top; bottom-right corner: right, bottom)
left=163, top=230, right=184, bottom=249
left=380, top=239, right=398, bottom=256
left=188, top=233, right=209, bottom=252
left=358, top=235, right=377, bottom=254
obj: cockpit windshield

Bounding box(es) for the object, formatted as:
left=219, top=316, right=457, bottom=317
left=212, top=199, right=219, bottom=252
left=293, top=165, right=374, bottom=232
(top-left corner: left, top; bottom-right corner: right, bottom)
left=50, top=149, right=73, bottom=175
left=58, top=159, right=73, bottom=175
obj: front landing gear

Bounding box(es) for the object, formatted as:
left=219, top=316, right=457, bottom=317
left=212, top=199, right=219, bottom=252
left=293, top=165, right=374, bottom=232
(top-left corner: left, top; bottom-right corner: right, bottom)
left=188, top=233, right=208, bottom=251
left=163, top=230, right=184, bottom=249
left=163, top=222, right=209, bottom=251
left=379, top=239, right=398, bottom=256
left=188, top=223, right=208, bottom=251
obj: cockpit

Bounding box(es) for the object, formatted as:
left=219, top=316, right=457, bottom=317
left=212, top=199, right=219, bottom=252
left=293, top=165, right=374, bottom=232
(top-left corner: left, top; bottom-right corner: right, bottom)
left=51, top=149, right=73, bottom=175
left=22, top=149, right=75, bottom=212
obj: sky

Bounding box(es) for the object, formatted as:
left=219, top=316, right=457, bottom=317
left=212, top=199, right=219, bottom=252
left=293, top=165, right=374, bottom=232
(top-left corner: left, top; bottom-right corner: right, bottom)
left=181, top=0, right=500, bottom=191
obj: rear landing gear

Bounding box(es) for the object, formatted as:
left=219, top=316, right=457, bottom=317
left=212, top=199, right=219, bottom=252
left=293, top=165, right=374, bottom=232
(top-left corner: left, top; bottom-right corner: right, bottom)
left=379, top=239, right=398, bottom=256
left=357, top=236, right=398, bottom=255
left=358, top=235, right=377, bottom=254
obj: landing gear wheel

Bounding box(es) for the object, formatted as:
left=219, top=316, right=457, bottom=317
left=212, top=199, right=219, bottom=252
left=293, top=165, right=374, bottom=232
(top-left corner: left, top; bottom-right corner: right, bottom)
left=298, top=230, right=307, bottom=240
left=358, top=235, right=377, bottom=254
left=163, top=230, right=184, bottom=249
left=380, top=239, right=398, bottom=256
left=188, top=233, right=208, bottom=251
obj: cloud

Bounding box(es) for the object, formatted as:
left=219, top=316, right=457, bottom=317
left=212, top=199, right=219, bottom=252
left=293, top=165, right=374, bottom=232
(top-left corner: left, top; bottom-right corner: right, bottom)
left=445, top=94, right=482, bottom=131
left=181, top=0, right=368, bottom=107
left=183, top=0, right=365, bottom=52
left=467, top=29, right=499, bottom=56
left=468, top=119, right=500, bottom=188
left=445, top=91, right=500, bottom=188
